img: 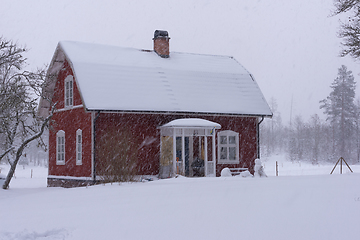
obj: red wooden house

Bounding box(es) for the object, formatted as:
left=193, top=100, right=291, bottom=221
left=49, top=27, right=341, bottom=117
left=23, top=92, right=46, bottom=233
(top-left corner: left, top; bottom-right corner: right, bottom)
left=39, top=30, right=272, bottom=187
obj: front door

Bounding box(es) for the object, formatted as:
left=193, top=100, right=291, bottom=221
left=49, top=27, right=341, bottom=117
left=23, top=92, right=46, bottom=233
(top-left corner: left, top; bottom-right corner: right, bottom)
left=176, top=137, right=190, bottom=176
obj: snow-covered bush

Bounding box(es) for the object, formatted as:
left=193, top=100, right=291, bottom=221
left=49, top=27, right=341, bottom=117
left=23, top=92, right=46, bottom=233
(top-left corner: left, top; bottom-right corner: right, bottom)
left=220, top=167, right=232, bottom=177
left=96, top=127, right=138, bottom=183
left=238, top=170, right=253, bottom=178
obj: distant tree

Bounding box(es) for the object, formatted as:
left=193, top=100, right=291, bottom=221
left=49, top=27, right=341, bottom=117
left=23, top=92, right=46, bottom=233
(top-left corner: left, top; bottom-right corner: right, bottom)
left=333, top=0, right=360, bottom=59
left=308, top=114, right=321, bottom=163
left=288, top=115, right=306, bottom=161
left=0, top=37, right=55, bottom=189
left=354, top=98, right=360, bottom=162
left=260, top=97, right=284, bottom=156
left=320, top=65, right=356, bottom=160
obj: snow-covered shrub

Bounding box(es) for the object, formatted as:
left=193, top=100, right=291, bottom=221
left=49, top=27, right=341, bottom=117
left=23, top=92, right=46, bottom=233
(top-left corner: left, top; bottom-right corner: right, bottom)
left=238, top=170, right=253, bottom=178
left=220, top=167, right=232, bottom=177
left=96, top=127, right=138, bottom=183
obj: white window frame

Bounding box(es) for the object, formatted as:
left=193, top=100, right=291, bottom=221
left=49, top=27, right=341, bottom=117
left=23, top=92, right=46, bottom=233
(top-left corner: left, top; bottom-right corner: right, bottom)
left=76, top=129, right=82, bottom=165
left=217, top=130, right=239, bottom=164
left=64, top=75, right=74, bottom=108
left=56, top=130, right=65, bottom=165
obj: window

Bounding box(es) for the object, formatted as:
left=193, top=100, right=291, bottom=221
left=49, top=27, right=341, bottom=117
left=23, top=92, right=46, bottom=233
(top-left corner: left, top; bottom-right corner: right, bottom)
left=76, top=129, right=82, bottom=165
left=218, top=130, right=239, bottom=164
left=64, top=75, right=74, bottom=107
left=56, top=130, right=65, bottom=165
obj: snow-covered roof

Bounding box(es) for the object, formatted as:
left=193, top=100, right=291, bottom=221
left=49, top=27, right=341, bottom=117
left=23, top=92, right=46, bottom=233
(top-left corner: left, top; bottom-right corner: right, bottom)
left=159, top=118, right=221, bottom=129
left=55, top=41, right=272, bottom=116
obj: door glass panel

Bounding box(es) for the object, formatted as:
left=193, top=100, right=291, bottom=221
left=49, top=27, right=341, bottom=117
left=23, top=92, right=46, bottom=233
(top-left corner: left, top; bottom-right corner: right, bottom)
left=176, top=137, right=182, bottom=162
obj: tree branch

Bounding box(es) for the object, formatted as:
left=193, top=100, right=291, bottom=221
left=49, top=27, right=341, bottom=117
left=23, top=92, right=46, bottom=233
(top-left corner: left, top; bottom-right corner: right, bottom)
left=0, top=147, right=14, bottom=163
left=2, top=104, right=56, bottom=189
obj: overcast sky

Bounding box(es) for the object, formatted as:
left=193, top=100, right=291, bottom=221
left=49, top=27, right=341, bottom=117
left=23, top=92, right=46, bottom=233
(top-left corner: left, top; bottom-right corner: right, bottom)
left=1, top=0, right=359, bottom=124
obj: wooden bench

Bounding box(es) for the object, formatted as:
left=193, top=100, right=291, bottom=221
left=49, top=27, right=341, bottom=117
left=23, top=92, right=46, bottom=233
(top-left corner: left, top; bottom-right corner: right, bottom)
left=229, top=168, right=248, bottom=176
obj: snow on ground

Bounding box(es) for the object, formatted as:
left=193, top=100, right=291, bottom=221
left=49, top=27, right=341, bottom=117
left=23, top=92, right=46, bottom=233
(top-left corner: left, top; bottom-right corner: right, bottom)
left=262, top=154, right=360, bottom=176
left=1, top=156, right=360, bottom=240
left=0, top=164, right=48, bottom=189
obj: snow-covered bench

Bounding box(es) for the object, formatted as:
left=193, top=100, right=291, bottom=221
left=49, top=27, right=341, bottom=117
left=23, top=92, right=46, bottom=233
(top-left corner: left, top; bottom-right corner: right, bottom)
left=228, top=168, right=248, bottom=176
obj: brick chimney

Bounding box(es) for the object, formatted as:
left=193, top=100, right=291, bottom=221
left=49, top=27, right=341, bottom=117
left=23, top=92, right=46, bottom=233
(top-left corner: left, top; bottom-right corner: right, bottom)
left=153, top=30, right=170, bottom=58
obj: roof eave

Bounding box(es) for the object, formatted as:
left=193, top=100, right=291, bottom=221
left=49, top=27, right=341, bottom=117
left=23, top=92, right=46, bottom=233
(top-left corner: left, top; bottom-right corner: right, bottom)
left=37, top=43, right=65, bottom=117
left=85, top=108, right=273, bottom=118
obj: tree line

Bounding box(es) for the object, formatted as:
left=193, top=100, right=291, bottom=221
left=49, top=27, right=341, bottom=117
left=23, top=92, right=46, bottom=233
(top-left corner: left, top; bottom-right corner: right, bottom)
left=260, top=65, right=360, bottom=164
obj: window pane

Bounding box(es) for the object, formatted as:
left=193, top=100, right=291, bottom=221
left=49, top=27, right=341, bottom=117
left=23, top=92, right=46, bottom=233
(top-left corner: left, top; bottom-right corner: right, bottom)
left=220, top=136, right=227, bottom=144
left=65, top=78, right=73, bottom=106
left=70, top=81, right=73, bottom=105
left=220, top=147, right=227, bottom=159
left=229, top=136, right=236, bottom=144
left=229, top=147, right=236, bottom=160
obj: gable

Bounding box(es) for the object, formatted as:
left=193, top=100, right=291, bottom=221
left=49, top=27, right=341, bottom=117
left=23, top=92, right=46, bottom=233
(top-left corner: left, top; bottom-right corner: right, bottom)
left=51, top=59, right=83, bottom=110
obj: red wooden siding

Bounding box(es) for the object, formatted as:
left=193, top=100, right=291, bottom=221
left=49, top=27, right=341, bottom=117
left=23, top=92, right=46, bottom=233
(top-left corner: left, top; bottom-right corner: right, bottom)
left=51, top=59, right=82, bottom=109
left=49, top=108, right=92, bottom=177
left=95, top=113, right=257, bottom=176
left=49, top=60, right=92, bottom=178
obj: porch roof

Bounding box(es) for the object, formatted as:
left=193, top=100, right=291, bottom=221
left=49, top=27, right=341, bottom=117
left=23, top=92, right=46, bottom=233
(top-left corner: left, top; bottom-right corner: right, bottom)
left=159, top=118, right=221, bottom=129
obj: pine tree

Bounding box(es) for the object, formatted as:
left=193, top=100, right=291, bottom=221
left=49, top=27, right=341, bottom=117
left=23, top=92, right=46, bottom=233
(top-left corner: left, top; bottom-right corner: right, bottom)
left=320, top=65, right=356, bottom=160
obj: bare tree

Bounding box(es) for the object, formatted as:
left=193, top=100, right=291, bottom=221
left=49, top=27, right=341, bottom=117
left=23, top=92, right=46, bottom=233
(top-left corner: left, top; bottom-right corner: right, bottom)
left=333, top=0, right=360, bottom=17
left=0, top=37, right=55, bottom=189
left=333, top=0, right=360, bottom=59
left=308, top=114, right=321, bottom=164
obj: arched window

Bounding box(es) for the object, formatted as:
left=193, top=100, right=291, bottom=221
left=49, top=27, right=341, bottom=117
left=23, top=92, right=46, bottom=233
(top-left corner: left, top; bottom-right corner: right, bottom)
left=218, top=130, right=239, bottom=164
left=56, top=130, right=65, bottom=165
left=76, top=129, right=82, bottom=165
left=64, top=75, right=74, bottom=107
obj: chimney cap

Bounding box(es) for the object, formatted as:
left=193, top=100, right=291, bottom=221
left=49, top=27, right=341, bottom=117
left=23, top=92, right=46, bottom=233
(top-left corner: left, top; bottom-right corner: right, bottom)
left=154, top=30, right=170, bottom=39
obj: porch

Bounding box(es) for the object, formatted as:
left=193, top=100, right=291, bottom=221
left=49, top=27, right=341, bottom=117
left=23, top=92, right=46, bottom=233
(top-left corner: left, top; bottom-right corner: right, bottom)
left=158, top=118, right=221, bottom=178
